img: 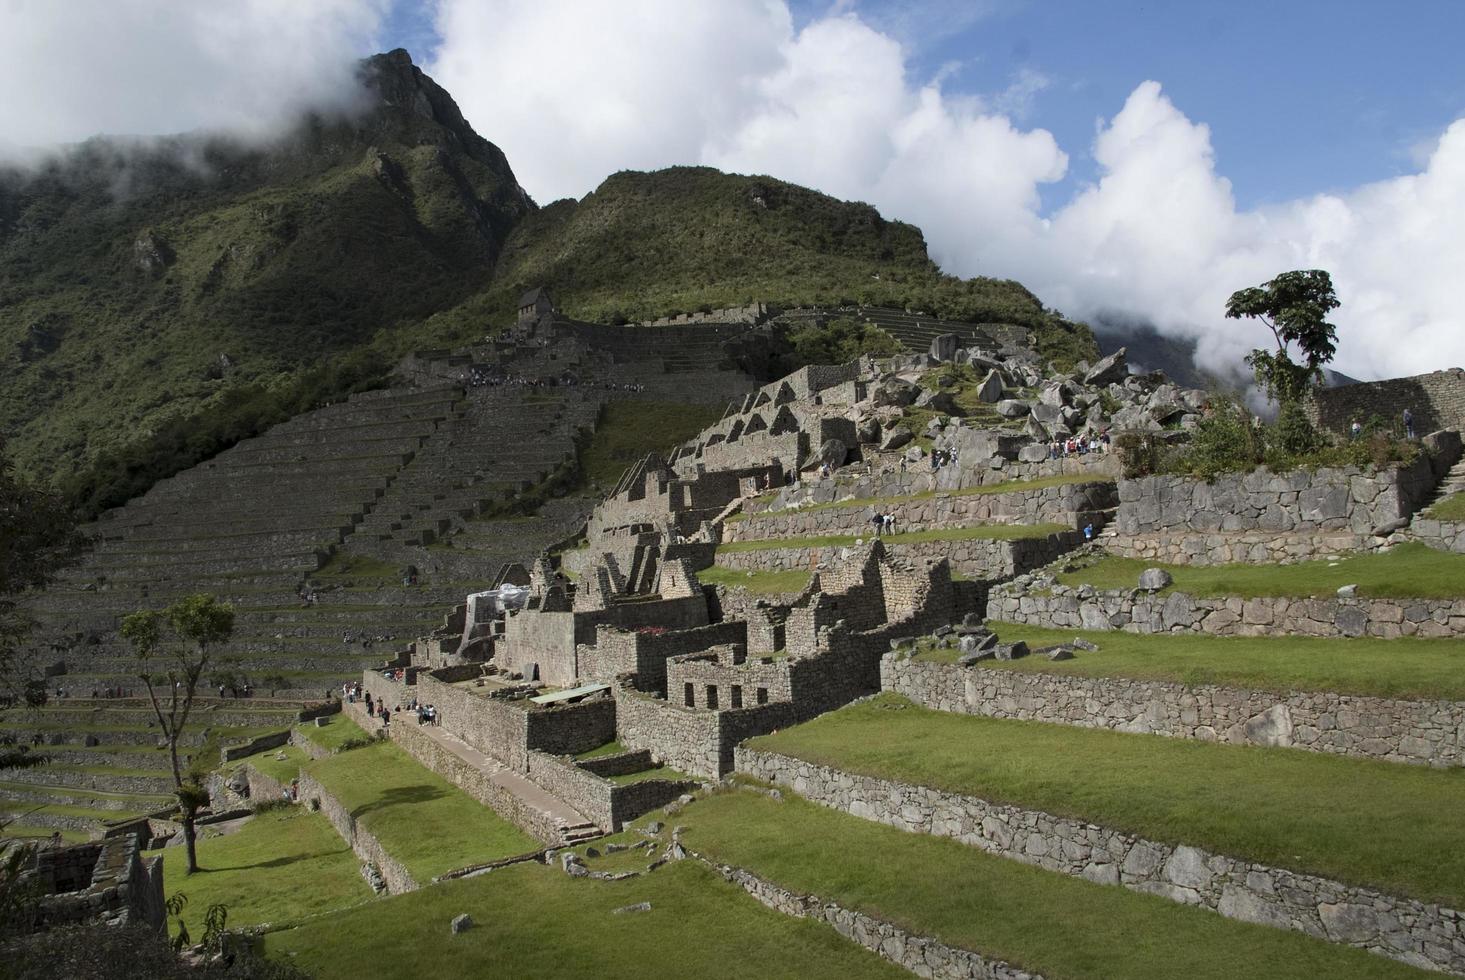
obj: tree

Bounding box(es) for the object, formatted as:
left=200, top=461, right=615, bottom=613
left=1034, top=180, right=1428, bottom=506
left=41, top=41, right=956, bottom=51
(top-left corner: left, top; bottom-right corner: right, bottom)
left=120, top=593, right=235, bottom=874
left=1225, top=269, right=1340, bottom=405
left=0, top=438, right=87, bottom=768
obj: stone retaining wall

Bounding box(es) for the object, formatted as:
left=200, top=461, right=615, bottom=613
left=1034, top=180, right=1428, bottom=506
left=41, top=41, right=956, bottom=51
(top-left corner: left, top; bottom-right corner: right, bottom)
left=522, top=749, right=693, bottom=832
left=389, top=722, right=563, bottom=844
left=726, top=481, right=1115, bottom=542
left=220, top=729, right=291, bottom=763
left=1412, top=517, right=1465, bottom=554
left=296, top=770, right=418, bottom=895
left=289, top=729, right=332, bottom=761
left=1113, top=457, right=1441, bottom=564
left=1309, top=368, right=1465, bottom=437
left=691, top=850, right=1035, bottom=980
left=881, top=654, right=1465, bottom=767
left=717, top=531, right=1081, bottom=580
left=988, top=580, right=1465, bottom=638
left=737, top=748, right=1463, bottom=975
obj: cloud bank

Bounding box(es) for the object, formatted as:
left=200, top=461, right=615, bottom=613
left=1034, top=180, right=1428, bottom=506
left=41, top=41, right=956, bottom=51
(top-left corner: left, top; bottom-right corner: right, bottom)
left=429, top=0, right=1463, bottom=382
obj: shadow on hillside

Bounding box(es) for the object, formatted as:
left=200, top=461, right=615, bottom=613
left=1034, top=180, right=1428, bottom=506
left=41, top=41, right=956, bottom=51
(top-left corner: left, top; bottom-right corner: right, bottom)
left=350, top=782, right=446, bottom=820
left=201, top=847, right=347, bottom=873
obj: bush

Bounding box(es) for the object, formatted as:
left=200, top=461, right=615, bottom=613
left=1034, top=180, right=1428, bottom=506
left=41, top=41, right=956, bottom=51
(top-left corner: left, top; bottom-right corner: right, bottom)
left=1114, top=431, right=1163, bottom=479
left=1173, top=403, right=1264, bottom=479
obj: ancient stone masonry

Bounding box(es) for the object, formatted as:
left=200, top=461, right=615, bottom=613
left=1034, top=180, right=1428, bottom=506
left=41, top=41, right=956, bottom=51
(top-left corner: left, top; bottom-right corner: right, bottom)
left=297, top=770, right=419, bottom=895
left=694, top=849, right=1040, bottom=980
left=21, top=836, right=165, bottom=934
left=769, top=456, right=1119, bottom=512
left=882, top=654, right=1465, bottom=767
left=725, top=480, right=1116, bottom=541
left=737, top=748, right=1465, bottom=976
left=1309, top=367, right=1465, bottom=437
left=716, top=530, right=1083, bottom=582
left=1412, top=516, right=1465, bottom=554
left=989, top=574, right=1465, bottom=638
left=1113, top=455, right=1446, bottom=564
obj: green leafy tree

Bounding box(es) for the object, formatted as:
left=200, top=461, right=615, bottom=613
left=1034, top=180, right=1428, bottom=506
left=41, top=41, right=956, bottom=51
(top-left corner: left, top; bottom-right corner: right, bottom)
left=120, top=594, right=235, bottom=874
left=0, top=439, right=87, bottom=768
left=1225, top=269, right=1340, bottom=405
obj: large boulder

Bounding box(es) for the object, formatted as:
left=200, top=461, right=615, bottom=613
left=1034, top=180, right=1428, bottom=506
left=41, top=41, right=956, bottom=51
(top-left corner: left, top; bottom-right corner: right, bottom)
left=817, top=438, right=848, bottom=468
left=1083, top=347, right=1130, bottom=386
left=1137, top=568, right=1173, bottom=591
left=880, top=427, right=914, bottom=451
left=914, top=388, right=959, bottom=414
left=929, top=333, right=961, bottom=362
left=871, top=378, right=919, bottom=408
left=995, top=399, right=1030, bottom=419
left=975, top=369, right=1005, bottom=403
left=1018, top=443, right=1050, bottom=463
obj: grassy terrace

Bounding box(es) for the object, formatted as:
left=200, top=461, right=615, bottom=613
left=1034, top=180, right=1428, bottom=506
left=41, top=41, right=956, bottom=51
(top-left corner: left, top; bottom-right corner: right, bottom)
left=1056, top=542, right=1465, bottom=599
left=266, top=859, right=906, bottom=980
left=304, top=740, right=539, bottom=881
left=920, top=624, right=1465, bottom=701
left=295, top=715, right=370, bottom=754
left=747, top=695, right=1465, bottom=908
left=163, top=807, right=371, bottom=937
left=239, top=744, right=309, bottom=785
left=718, top=522, right=1071, bottom=553
left=1427, top=492, right=1465, bottom=521
left=731, top=473, right=1101, bottom=522
left=0, top=825, right=89, bottom=843
left=681, top=789, right=1429, bottom=980
left=697, top=566, right=812, bottom=594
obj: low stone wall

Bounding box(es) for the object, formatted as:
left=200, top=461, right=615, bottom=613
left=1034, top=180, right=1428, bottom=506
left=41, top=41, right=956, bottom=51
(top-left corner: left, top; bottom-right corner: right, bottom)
left=692, top=851, right=1034, bottom=980
left=1113, top=456, right=1442, bottom=564
left=296, top=770, right=418, bottom=895
left=768, top=455, right=1116, bottom=511
left=738, top=748, right=1464, bottom=976
left=882, top=654, right=1465, bottom=767
left=726, top=481, right=1115, bottom=542
left=289, top=729, right=332, bottom=761
left=989, top=579, right=1465, bottom=638
left=241, top=762, right=290, bottom=805
left=31, top=836, right=165, bottom=933
left=389, top=722, right=562, bottom=844
left=523, top=749, right=693, bottom=832
left=717, top=531, right=1081, bottom=580
left=1412, top=517, right=1465, bottom=554
left=220, top=729, right=291, bottom=763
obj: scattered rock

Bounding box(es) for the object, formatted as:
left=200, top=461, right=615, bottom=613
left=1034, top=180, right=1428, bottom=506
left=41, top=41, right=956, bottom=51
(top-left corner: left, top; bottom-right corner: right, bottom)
left=1071, top=638, right=1099, bottom=652
left=1137, top=568, right=1173, bottom=591
left=1335, top=583, right=1358, bottom=598
left=879, top=426, right=913, bottom=451
left=994, top=641, right=1029, bottom=661
left=584, top=847, right=600, bottom=858
left=613, top=902, right=653, bottom=915
left=450, top=913, right=473, bottom=934
left=642, top=821, right=664, bottom=835
left=1047, top=647, right=1076, bottom=662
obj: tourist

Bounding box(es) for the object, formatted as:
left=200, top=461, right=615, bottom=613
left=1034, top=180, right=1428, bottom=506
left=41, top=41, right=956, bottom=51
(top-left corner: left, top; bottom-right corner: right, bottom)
left=871, top=512, right=884, bottom=537
left=1404, top=407, right=1416, bottom=439
left=883, top=513, right=895, bottom=535
left=1350, top=419, right=1363, bottom=440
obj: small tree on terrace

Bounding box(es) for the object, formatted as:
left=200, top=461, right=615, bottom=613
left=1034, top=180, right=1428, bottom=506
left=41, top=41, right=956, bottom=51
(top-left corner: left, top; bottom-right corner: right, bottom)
left=120, top=593, right=234, bottom=875
left=1224, top=269, right=1340, bottom=406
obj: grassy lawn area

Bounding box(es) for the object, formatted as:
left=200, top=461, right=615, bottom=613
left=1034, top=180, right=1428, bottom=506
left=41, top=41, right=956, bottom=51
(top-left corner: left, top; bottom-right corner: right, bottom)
left=680, top=789, right=1429, bottom=980
left=573, top=740, right=628, bottom=761
left=163, top=808, right=372, bottom=936
left=295, top=715, right=370, bottom=753
left=719, top=522, right=1070, bottom=553
left=305, top=740, right=538, bottom=881
left=697, top=565, right=812, bottom=594
left=731, top=473, right=1100, bottom=522
left=266, top=859, right=907, bottom=980
left=924, top=624, right=1465, bottom=700
left=0, top=800, right=149, bottom=824
left=239, top=744, right=309, bottom=785
left=606, top=765, right=694, bottom=786
left=577, top=400, right=725, bottom=491
left=1427, top=492, right=1465, bottom=521
left=0, top=825, right=89, bottom=843
left=1056, top=542, right=1465, bottom=598
left=747, top=695, right=1465, bottom=908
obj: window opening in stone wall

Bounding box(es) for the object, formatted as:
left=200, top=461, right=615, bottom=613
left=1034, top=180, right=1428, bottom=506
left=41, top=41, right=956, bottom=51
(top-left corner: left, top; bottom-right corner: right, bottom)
left=684, top=683, right=695, bottom=707
left=730, top=685, right=743, bottom=709
left=706, top=685, right=719, bottom=710
left=756, top=687, right=769, bottom=705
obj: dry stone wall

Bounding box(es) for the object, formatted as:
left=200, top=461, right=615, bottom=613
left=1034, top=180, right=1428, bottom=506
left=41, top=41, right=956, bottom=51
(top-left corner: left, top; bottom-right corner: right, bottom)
left=297, top=770, right=418, bottom=895
left=988, top=581, right=1465, bottom=638
left=1411, top=516, right=1465, bottom=554
left=724, top=481, right=1114, bottom=542
left=770, top=456, right=1116, bottom=512
left=1309, top=368, right=1465, bottom=436
left=717, top=532, right=1081, bottom=580
left=882, top=655, right=1465, bottom=767
left=738, top=748, right=1465, bottom=975
left=1113, top=459, right=1440, bottom=564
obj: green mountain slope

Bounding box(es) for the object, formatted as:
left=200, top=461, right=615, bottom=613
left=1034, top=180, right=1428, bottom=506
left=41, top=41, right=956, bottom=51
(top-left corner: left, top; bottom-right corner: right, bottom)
left=0, top=49, right=1093, bottom=512
left=0, top=49, right=530, bottom=486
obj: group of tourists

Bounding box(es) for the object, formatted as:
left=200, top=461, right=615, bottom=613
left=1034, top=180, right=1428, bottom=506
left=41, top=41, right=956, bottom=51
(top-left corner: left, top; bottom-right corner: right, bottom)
left=1049, top=432, right=1110, bottom=458
left=869, top=511, right=897, bottom=536
left=215, top=682, right=253, bottom=699
left=1348, top=408, right=1417, bottom=441
left=930, top=449, right=959, bottom=471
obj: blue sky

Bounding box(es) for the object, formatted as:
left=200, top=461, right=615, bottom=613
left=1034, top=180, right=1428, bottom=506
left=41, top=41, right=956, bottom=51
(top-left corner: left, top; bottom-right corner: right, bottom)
left=383, top=0, right=1465, bottom=212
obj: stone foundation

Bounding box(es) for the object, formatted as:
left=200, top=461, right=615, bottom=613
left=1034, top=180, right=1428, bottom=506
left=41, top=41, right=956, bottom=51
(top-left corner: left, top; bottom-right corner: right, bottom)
left=737, top=748, right=1465, bottom=975
left=717, top=531, right=1081, bottom=580
left=882, top=654, right=1465, bottom=767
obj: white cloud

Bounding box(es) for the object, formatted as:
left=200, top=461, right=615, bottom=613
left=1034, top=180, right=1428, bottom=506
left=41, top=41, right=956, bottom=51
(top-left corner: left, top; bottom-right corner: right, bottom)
left=0, top=0, right=388, bottom=153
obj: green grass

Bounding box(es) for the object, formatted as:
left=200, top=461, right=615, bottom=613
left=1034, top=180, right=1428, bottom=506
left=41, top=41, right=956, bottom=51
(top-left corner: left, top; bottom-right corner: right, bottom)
left=162, top=807, right=372, bottom=936
left=304, top=740, right=539, bottom=881
left=681, top=789, right=1430, bottom=980
left=0, top=825, right=89, bottom=843
left=313, top=552, right=402, bottom=583
left=577, top=399, right=726, bottom=491
left=295, top=715, right=370, bottom=753
left=747, top=694, right=1465, bottom=908
left=718, top=522, right=1070, bottom=553
left=573, top=740, right=628, bottom=762
left=239, top=745, right=308, bottom=785
left=606, top=765, right=695, bottom=786
left=0, top=801, right=147, bottom=823
left=696, top=566, right=812, bottom=594
left=1057, top=542, right=1465, bottom=598
left=1426, top=492, right=1465, bottom=521
left=948, top=623, right=1465, bottom=700
left=265, top=858, right=907, bottom=980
